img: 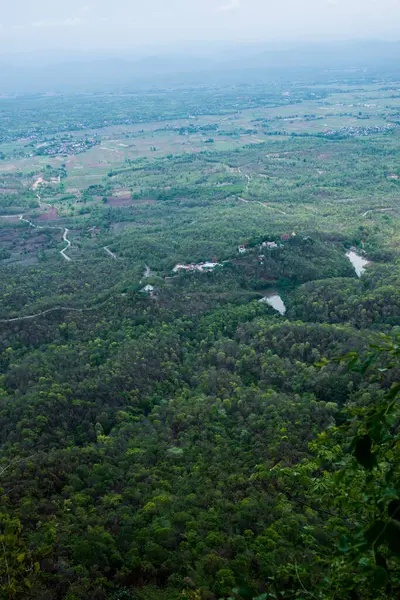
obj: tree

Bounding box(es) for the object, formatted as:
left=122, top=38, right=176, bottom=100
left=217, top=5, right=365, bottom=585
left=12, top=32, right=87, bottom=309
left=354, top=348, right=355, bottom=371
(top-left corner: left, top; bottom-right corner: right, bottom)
left=275, top=333, right=400, bottom=599
left=0, top=513, right=39, bottom=598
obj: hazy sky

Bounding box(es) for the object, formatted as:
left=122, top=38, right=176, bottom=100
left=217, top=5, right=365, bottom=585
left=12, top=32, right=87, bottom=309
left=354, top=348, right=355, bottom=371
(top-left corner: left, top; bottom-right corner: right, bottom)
left=1, top=0, right=399, bottom=55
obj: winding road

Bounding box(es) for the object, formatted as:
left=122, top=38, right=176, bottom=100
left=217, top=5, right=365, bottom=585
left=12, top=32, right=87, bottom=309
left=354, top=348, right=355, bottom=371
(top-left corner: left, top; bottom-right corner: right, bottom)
left=36, top=193, right=51, bottom=210
left=60, top=229, right=72, bottom=261
left=236, top=165, right=287, bottom=215
left=0, top=295, right=117, bottom=324
left=104, top=246, right=117, bottom=259
left=0, top=306, right=96, bottom=323
left=17, top=215, right=72, bottom=262
left=257, top=202, right=287, bottom=215
left=361, top=208, right=394, bottom=217
left=0, top=187, right=72, bottom=262
left=238, top=197, right=287, bottom=215
left=237, top=166, right=251, bottom=192
left=139, top=264, right=153, bottom=285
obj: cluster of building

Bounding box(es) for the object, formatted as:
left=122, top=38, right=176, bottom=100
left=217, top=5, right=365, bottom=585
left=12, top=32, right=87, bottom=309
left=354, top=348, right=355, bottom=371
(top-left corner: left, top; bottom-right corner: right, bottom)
left=172, top=262, right=221, bottom=273
left=323, top=124, right=396, bottom=138
left=35, top=137, right=99, bottom=157
left=238, top=232, right=296, bottom=255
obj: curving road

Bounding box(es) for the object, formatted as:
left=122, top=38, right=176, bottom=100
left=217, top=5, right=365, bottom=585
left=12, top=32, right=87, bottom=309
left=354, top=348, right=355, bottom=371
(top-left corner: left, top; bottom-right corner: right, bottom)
left=0, top=306, right=95, bottom=323
left=60, top=229, right=72, bottom=261
left=237, top=166, right=251, bottom=192
left=361, top=207, right=394, bottom=218
left=104, top=246, right=117, bottom=259
left=36, top=193, right=51, bottom=210
left=236, top=165, right=287, bottom=215
left=256, top=202, right=287, bottom=215
left=18, top=215, right=72, bottom=262
left=139, top=264, right=153, bottom=285
left=237, top=197, right=287, bottom=215
left=1, top=210, right=72, bottom=262
left=0, top=295, right=116, bottom=324
left=33, top=182, right=72, bottom=261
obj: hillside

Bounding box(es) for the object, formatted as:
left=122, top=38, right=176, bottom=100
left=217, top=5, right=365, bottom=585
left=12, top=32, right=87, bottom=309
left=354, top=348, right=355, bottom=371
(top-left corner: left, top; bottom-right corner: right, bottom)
left=0, top=66, right=399, bottom=599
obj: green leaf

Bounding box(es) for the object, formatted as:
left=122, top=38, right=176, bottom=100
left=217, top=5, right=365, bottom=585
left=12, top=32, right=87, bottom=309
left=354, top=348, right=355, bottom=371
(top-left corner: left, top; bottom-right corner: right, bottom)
left=24, top=578, right=32, bottom=589
left=387, top=382, right=400, bottom=399
left=236, top=584, right=254, bottom=599
left=354, top=434, right=375, bottom=470
left=347, top=357, right=359, bottom=371
left=375, top=553, right=388, bottom=571
left=385, top=521, right=400, bottom=553
left=359, top=354, right=377, bottom=374
left=338, top=535, right=349, bottom=553
left=364, top=520, right=385, bottom=546
left=372, top=566, right=388, bottom=589
left=388, top=499, right=400, bottom=521
left=314, top=358, right=329, bottom=368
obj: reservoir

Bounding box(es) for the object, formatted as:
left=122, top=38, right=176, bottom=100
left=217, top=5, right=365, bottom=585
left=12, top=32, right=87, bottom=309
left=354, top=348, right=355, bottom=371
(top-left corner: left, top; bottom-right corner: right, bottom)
left=259, top=293, right=287, bottom=315
left=346, top=251, right=369, bottom=277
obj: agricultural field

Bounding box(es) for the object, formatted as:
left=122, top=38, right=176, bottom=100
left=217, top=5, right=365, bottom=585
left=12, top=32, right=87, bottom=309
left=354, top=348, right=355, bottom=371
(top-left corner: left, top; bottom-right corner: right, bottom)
left=1, top=78, right=400, bottom=324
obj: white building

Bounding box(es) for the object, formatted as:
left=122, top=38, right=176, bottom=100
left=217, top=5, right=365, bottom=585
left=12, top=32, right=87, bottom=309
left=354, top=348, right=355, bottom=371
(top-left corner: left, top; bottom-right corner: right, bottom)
left=261, top=241, right=278, bottom=249
left=140, top=285, right=154, bottom=295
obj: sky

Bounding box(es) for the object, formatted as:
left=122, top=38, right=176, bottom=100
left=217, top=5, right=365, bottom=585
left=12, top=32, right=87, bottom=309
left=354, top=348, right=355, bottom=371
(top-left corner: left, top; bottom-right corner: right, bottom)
left=0, top=0, right=399, bottom=56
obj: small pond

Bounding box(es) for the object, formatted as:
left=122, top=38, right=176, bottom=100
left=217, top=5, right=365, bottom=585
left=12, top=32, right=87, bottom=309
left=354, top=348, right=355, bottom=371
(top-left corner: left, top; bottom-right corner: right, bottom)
left=346, top=251, right=370, bottom=277
left=259, top=293, right=287, bottom=315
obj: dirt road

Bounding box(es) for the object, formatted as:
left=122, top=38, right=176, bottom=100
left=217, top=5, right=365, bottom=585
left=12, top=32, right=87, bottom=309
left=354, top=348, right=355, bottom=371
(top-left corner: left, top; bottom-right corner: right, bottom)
left=0, top=306, right=95, bottom=323
left=13, top=214, right=72, bottom=262
left=361, top=208, right=394, bottom=217
left=60, top=229, right=72, bottom=262
left=104, top=246, right=117, bottom=259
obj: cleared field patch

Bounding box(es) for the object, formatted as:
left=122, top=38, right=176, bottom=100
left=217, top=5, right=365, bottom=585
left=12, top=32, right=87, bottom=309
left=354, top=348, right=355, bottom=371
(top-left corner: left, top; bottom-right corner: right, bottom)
left=34, top=207, right=59, bottom=222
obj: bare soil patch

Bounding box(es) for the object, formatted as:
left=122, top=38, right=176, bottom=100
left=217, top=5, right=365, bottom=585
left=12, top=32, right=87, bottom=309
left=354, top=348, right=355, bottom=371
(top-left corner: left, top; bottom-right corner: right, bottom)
left=130, top=198, right=157, bottom=205
left=106, top=194, right=156, bottom=207
left=107, top=195, right=131, bottom=206
left=35, top=207, right=59, bottom=222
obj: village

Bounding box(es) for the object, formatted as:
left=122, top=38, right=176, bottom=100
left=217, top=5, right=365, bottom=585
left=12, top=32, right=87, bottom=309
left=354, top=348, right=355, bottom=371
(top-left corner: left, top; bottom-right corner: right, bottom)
left=34, top=136, right=99, bottom=157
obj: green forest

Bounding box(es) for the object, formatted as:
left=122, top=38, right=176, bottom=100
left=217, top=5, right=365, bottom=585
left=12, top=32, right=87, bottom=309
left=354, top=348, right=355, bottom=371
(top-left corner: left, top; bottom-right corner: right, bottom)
left=0, top=69, right=399, bottom=600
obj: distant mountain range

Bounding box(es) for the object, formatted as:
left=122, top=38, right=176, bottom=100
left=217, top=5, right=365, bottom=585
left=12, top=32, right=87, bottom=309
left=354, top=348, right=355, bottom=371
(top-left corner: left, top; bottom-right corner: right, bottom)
left=1, top=40, right=400, bottom=94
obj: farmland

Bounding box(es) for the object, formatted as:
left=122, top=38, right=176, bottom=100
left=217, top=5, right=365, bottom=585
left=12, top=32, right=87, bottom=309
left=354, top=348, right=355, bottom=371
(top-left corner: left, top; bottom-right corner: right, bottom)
left=1, top=79, right=399, bottom=269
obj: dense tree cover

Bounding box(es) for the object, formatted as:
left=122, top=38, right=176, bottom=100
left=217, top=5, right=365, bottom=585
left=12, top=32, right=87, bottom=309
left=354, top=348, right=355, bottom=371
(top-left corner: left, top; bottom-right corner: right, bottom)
left=289, top=269, right=400, bottom=328
left=275, top=335, right=400, bottom=598
left=0, top=289, right=397, bottom=599
left=0, top=78, right=399, bottom=600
